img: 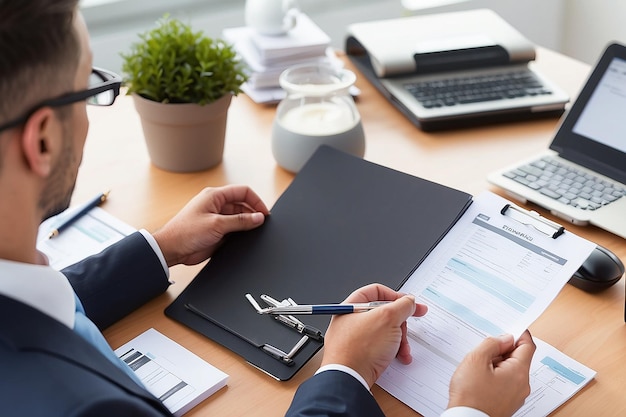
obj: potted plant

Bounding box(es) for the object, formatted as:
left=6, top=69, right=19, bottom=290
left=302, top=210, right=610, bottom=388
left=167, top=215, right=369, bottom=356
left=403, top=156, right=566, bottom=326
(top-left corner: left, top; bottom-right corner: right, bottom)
left=121, top=15, right=247, bottom=172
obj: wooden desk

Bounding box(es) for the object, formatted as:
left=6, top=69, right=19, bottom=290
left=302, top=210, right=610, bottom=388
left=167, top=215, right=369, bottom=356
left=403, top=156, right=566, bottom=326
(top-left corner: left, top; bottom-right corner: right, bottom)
left=77, top=48, right=626, bottom=416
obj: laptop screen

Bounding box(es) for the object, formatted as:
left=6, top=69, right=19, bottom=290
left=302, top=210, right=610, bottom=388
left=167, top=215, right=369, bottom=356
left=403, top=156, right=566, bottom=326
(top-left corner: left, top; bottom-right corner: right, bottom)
left=573, top=57, right=626, bottom=153
left=550, top=43, right=626, bottom=184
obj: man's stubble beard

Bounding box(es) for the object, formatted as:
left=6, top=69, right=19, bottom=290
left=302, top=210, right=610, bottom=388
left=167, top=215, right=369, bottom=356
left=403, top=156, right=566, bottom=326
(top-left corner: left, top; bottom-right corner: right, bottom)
left=39, top=114, right=79, bottom=222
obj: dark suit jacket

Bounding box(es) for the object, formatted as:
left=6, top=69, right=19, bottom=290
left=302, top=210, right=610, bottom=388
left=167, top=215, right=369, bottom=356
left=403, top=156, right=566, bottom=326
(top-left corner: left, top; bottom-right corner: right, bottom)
left=65, top=232, right=170, bottom=330
left=1, top=232, right=383, bottom=416
left=285, top=370, right=386, bottom=417
left=0, top=232, right=172, bottom=416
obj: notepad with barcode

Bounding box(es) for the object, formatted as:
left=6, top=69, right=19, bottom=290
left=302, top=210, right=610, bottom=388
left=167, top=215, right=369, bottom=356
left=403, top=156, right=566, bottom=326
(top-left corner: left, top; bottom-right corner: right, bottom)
left=114, top=328, right=228, bottom=416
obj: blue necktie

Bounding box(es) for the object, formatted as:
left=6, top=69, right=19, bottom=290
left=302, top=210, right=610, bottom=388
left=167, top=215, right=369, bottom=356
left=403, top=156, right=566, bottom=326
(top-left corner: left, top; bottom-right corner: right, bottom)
left=73, top=293, right=144, bottom=387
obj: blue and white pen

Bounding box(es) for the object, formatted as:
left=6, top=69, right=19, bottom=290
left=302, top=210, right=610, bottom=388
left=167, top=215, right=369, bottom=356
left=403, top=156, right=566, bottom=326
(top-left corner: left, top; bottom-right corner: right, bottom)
left=258, top=301, right=391, bottom=315
left=47, top=190, right=110, bottom=239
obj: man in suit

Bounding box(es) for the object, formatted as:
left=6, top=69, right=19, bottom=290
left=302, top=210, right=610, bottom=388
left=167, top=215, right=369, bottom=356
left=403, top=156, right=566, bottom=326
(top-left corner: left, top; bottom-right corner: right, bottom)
left=0, top=1, right=535, bottom=416
left=0, top=1, right=269, bottom=415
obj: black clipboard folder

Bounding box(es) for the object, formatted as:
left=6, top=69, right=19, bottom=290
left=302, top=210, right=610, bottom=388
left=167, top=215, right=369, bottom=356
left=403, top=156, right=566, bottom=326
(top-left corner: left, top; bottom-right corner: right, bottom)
left=165, top=146, right=473, bottom=380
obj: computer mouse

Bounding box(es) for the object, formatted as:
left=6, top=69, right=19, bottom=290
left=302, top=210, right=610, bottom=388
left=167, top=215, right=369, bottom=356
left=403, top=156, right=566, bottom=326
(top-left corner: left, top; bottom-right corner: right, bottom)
left=568, top=245, right=624, bottom=292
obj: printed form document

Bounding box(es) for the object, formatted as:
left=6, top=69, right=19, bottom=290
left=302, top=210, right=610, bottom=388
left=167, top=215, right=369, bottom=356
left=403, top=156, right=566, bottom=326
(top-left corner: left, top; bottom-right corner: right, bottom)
left=37, top=207, right=134, bottom=270
left=377, top=191, right=597, bottom=417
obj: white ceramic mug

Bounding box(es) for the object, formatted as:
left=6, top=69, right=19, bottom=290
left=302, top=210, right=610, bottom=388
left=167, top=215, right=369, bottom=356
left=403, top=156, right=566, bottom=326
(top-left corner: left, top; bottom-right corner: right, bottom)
left=245, top=0, right=299, bottom=36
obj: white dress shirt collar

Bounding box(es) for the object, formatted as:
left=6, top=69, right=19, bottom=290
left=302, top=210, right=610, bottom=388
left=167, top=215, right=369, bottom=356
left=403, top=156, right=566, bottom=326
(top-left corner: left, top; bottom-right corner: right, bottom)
left=0, top=258, right=75, bottom=328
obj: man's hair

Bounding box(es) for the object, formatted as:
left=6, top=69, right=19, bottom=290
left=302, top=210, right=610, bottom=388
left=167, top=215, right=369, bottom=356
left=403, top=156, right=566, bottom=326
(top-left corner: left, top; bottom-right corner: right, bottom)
left=0, top=0, right=81, bottom=129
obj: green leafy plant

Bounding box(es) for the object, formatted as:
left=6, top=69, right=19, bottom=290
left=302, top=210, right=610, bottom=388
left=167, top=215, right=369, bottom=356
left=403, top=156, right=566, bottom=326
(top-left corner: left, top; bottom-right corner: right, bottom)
left=121, top=15, right=247, bottom=105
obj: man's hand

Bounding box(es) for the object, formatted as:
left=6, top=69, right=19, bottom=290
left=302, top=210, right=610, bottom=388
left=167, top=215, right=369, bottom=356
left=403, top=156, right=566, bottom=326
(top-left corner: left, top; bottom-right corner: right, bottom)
left=320, top=283, right=428, bottom=388
left=447, top=331, right=536, bottom=417
left=152, top=185, right=270, bottom=267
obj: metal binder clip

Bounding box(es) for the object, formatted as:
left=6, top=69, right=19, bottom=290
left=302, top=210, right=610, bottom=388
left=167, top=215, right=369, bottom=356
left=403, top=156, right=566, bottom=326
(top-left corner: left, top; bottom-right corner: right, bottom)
left=501, top=204, right=565, bottom=239
left=246, top=293, right=324, bottom=341
left=245, top=293, right=323, bottom=365
left=261, top=335, right=310, bottom=366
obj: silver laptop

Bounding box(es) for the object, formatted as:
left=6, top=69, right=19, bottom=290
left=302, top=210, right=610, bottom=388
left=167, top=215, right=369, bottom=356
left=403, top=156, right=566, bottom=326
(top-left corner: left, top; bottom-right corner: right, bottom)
left=488, top=43, right=626, bottom=240
left=346, top=9, right=570, bottom=130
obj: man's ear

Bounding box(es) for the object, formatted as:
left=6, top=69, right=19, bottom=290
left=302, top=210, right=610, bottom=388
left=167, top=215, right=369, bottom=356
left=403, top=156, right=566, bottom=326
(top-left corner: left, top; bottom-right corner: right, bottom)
left=21, top=107, right=56, bottom=178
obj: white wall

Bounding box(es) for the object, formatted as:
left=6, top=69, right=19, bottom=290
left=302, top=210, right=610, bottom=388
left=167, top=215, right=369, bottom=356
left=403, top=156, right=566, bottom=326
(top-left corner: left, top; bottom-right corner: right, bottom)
left=83, top=0, right=624, bottom=74
left=82, top=0, right=405, bottom=75
left=561, top=0, right=626, bottom=65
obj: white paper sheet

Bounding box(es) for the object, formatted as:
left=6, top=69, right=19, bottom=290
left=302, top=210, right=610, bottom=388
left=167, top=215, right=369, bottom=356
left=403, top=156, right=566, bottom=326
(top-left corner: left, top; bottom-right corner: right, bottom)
left=115, top=328, right=228, bottom=416
left=37, top=206, right=135, bottom=270
left=377, top=191, right=596, bottom=417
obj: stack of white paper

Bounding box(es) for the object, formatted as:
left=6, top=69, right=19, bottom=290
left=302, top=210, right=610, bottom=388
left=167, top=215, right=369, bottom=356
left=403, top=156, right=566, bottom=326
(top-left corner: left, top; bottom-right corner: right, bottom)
left=223, top=12, right=342, bottom=103
left=115, top=328, right=228, bottom=416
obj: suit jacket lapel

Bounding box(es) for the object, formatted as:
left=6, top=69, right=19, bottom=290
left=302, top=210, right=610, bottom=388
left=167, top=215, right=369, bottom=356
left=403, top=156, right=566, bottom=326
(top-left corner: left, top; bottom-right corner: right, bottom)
left=0, top=295, right=170, bottom=414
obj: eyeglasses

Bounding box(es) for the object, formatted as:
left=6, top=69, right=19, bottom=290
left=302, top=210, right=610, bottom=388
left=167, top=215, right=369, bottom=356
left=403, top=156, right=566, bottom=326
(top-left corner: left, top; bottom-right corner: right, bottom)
left=0, top=67, right=122, bottom=133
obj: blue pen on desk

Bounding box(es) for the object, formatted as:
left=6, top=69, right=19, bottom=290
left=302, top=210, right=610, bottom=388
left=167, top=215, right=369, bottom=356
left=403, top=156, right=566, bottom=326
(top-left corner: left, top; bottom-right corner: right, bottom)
left=258, top=301, right=391, bottom=315
left=47, top=190, right=110, bottom=239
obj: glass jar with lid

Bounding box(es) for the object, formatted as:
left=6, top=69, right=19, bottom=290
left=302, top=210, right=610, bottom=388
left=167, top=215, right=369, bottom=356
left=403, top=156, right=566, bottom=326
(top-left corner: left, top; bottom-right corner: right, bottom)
left=271, top=63, right=365, bottom=173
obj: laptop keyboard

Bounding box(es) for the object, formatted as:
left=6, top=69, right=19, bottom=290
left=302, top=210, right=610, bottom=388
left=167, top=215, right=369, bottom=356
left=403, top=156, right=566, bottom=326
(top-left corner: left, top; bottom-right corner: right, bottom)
left=404, top=70, right=553, bottom=109
left=504, top=156, right=626, bottom=210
